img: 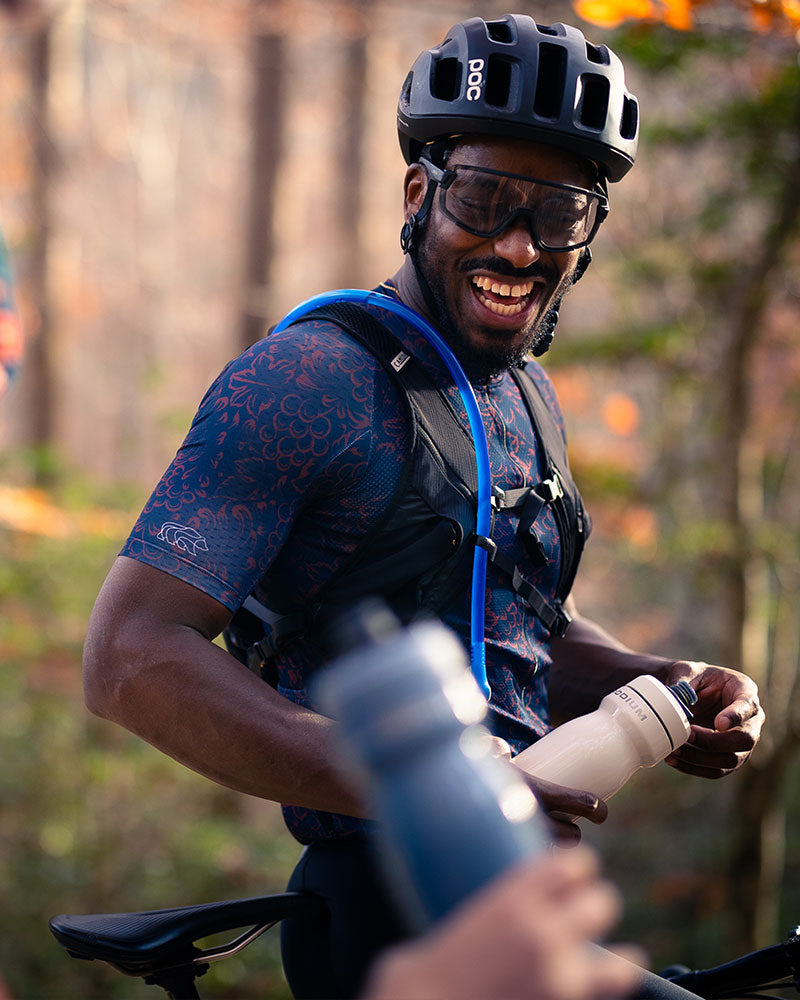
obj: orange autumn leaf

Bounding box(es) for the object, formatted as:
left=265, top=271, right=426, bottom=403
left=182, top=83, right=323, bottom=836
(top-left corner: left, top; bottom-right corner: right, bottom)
left=620, top=505, right=658, bottom=549
left=661, top=0, right=694, bottom=29
left=0, top=485, right=130, bottom=539
left=575, top=0, right=800, bottom=31
left=603, top=392, right=641, bottom=436
left=783, top=0, right=800, bottom=23
left=575, top=0, right=655, bottom=28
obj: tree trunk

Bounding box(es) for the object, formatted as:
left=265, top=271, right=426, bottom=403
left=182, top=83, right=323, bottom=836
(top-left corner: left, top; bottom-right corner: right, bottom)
left=238, top=17, right=285, bottom=351
left=26, top=16, right=55, bottom=474
left=335, top=0, right=370, bottom=287
left=722, top=82, right=800, bottom=950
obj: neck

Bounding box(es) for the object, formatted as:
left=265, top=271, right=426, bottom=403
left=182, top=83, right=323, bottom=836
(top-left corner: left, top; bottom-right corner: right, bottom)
left=389, top=259, right=437, bottom=325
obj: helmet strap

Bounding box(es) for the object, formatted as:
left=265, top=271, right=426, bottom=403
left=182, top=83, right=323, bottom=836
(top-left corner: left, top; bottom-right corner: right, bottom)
left=532, top=248, right=592, bottom=358
left=400, top=214, right=417, bottom=254
left=399, top=153, right=445, bottom=256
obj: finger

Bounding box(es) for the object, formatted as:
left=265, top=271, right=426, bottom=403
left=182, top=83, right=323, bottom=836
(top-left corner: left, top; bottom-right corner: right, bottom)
left=563, top=880, right=624, bottom=940
left=525, top=774, right=609, bottom=824
left=664, top=746, right=749, bottom=778
left=714, top=697, right=763, bottom=734
left=686, top=723, right=759, bottom=753
left=549, top=816, right=583, bottom=845
left=486, top=735, right=513, bottom=760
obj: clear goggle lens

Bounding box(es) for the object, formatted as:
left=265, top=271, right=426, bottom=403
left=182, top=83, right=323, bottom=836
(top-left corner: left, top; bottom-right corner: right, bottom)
left=435, top=164, right=607, bottom=252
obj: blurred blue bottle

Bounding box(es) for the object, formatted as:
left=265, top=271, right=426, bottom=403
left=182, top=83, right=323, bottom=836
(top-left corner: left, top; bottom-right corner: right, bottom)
left=314, top=601, right=551, bottom=930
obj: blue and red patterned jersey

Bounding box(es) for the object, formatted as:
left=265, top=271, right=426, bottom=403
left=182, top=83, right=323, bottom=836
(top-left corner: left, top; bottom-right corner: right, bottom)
left=122, top=289, right=573, bottom=843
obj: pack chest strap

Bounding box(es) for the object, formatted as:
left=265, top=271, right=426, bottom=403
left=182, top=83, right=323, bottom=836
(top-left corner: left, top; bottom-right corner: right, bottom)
left=474, top=534, right=572, bottom=637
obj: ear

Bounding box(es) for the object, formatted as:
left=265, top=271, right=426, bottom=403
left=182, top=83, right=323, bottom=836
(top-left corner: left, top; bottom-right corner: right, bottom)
left=403, top=163, right=429, bottom=220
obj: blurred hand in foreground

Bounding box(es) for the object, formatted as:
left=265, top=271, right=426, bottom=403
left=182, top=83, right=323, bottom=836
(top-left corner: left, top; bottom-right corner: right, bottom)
left=365, top=846, right=643, bottom=1000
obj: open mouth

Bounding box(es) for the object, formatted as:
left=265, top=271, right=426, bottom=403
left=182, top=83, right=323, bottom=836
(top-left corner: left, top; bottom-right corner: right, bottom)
left=471, top=275, right=538, bottom=317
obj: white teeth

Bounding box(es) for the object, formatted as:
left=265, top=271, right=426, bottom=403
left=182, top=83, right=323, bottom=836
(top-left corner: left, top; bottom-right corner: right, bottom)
left=477, top=294, right=526, bottom=316
left=472, top=275, right=534, bottom=298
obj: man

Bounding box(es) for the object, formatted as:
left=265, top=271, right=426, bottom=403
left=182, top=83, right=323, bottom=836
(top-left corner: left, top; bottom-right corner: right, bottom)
left=83, top=14, right=764, bottom=1000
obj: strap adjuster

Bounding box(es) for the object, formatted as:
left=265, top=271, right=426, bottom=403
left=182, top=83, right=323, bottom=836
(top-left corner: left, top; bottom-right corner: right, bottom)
left=475, top=534, right=497, bottom=560
left=537, top=472, right=564, bottom=503
left=550, top=603, right=572, bottom=638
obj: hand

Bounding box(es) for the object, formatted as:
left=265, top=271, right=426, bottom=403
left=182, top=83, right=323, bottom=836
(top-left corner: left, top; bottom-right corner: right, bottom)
left=664, top=661, right=765, bottom=779
left=364, top=847, right=643, bottom=1000
left=486, top=738, right=606, bottom=844
left=513, top=770, right=608, bottom=845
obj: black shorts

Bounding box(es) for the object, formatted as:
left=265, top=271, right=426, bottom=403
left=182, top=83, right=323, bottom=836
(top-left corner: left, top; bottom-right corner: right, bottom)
left=280, top=835, right=411, bottom=999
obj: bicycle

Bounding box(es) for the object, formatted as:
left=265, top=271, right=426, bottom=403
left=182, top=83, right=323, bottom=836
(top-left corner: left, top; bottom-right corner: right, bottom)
left=50, top=888, right=800, bottom=1000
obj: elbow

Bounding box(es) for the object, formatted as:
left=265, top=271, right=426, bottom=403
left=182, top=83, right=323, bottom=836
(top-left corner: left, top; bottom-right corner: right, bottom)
left=82, top=628, right=119, bottom=721
left=82, top=609, right=142, bottom=724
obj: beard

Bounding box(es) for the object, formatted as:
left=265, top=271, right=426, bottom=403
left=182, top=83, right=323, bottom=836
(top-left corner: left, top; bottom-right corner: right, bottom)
left=412, top=224, right=571, bottom=383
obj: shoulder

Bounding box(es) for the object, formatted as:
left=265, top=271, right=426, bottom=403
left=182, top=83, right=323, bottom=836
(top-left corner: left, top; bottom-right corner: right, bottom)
left=231, top=318, right=384, bottom=390
left=198, top=318, right=388, bottom=422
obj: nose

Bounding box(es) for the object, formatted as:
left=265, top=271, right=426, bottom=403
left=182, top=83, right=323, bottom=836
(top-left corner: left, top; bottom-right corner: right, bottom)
left=491, top=218, right=540, bottom=270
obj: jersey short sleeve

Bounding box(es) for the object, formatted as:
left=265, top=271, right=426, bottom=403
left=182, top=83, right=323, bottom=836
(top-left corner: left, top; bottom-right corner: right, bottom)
left=121, top=321, right=392, bottom=610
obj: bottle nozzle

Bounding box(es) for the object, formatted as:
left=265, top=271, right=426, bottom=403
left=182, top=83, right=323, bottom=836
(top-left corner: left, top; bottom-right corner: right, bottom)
left=668, top=680, right=698, bottom=718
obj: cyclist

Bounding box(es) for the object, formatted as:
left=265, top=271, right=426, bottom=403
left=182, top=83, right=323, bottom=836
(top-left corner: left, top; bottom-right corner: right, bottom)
left=0, top=228, right=22, bottom=398
left=82, top=14, right=764, bottom=1000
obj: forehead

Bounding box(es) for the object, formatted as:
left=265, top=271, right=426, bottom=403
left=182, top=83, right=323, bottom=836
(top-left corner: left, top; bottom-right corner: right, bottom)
left=447, top=136, right=596, bottom=189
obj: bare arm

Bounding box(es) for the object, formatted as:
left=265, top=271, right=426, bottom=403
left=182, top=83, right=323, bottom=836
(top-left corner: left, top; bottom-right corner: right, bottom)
left=548, top=597, right=674, bottom=725
left=83, top=556, right=367, bottom=816
left=548, top=597, right=764, bottom=780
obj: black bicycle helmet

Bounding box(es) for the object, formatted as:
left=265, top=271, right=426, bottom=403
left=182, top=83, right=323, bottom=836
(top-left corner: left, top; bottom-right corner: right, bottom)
left=397, top=14, right=639, bottom=182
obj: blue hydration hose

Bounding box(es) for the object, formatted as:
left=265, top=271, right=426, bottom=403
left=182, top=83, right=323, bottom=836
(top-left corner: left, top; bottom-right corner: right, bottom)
left=272, top=289, right=493, bottom=699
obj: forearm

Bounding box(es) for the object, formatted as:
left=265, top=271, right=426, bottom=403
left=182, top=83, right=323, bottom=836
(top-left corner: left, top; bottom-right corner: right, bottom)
left=83, top=564, right=367, bottom=817
left=549, top=600, right=675, bottom=724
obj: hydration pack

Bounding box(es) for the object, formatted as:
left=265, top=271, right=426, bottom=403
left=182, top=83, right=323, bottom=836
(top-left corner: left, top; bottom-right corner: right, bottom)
left=223, top=302, right=590, bottom=682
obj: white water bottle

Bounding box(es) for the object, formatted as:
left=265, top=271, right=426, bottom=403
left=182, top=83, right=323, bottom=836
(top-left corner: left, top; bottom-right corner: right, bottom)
left=514, top=675, right=698, bottom=819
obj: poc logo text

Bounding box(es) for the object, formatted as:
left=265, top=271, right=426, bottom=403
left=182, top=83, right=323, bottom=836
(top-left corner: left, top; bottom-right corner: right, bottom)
left=466, top=58, right=485, bottom=102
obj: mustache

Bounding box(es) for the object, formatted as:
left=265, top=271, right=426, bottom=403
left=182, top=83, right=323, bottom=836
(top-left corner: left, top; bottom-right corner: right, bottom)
left=457, top=257, right=559, bottom=283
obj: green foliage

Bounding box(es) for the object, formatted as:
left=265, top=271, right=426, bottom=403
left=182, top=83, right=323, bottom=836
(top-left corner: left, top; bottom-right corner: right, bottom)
left=561, top=16, right=800, bottom=959
left=0, top=457, right=300, bottom=999
left=610, top=23, right=743, bottom=74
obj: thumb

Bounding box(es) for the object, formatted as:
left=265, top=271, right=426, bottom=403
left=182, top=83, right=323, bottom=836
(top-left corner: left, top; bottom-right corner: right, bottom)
left=715, top=700, right=749, bottom=732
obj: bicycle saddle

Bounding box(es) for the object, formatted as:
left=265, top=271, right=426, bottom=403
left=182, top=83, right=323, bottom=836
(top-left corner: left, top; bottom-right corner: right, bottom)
left=49, top=891, right=326, bottom=978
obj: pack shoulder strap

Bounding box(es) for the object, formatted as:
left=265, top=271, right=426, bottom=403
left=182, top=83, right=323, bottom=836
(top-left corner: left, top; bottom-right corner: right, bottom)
left=511, top=363, right=589, bottom=603
left=310, top=301, right=478, bottom=493
left=225, top=300, right=482, bottom=671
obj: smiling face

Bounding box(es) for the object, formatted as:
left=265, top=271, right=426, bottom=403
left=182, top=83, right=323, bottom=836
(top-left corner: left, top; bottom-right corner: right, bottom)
left=399, top=136, right=597, bottom=380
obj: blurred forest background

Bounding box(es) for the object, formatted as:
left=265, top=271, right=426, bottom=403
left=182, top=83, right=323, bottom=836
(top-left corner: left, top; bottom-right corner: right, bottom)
left=0, top=0, right=799, bottom=997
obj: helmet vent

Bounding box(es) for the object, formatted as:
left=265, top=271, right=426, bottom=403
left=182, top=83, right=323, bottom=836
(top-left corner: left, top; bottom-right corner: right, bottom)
left=431, top=58, right=461, bottom=102
left=485, top=55, right=514, bottom=108
left=620, top=95, right=639, bottom=140
left=578, top=74, right=609, bottom=130
left=485, top=19, right=514, bottom=43
left=533, top=44, right=566, bottom=120
left=585, top=42, right=609, bottom=65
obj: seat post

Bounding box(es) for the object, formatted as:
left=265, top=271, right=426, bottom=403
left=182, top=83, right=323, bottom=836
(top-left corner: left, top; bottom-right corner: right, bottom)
left=145, top=962, right=208, bottom=1000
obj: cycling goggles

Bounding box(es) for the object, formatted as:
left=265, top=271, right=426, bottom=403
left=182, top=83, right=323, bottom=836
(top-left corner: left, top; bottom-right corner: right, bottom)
left=422, top=160, right=608, bottom=252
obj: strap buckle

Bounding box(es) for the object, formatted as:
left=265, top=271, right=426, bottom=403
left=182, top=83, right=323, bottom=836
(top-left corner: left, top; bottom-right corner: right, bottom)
left=550, top=602, right=572, bottom=638
left=537, top=471, right=564, bottom=503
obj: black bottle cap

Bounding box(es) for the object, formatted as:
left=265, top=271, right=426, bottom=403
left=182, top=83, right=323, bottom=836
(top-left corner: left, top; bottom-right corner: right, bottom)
left=668, top=680, right=698, bottom=718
